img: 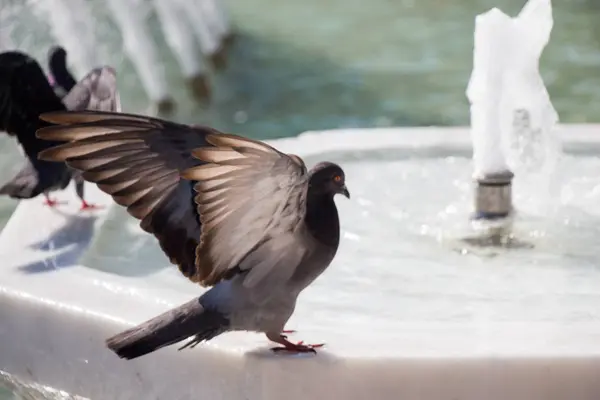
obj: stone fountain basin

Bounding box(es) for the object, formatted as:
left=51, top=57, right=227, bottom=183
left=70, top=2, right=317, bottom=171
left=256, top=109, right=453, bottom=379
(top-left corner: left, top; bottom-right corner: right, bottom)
left=1, top=125, right=600, bottom=400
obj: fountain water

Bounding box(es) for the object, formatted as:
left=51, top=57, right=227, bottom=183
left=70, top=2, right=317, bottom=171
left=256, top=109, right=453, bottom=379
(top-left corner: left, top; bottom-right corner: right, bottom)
left=196, top=0, right=231, bottom=43
left=10, top=0, right=233, bottom=113
left=29, top=0, right=101, bottom=76
left=0, top=4, right=16, bottom=51
left=465, top=0, right=556, bottom=247
left=152, top=0, right=211, bottom=101
left=501, top=0, right=560, bottom=213
left=104, top=0, right=174, bottom=113
left=178, top=0, right=228, bottom=69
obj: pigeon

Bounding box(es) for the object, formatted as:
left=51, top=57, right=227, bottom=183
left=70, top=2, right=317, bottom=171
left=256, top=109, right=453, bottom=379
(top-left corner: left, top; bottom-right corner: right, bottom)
left=0, top=49, right=120, bottom=209
left=36, top=110, right=350, bottom=358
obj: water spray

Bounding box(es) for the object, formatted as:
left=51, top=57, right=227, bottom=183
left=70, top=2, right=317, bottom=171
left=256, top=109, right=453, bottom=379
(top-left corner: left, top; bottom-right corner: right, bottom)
left=462, top=7, right=514, bottom=247
left=462, top=0, right=555, bottom=249
left=105, top=0, right=175, bottom=114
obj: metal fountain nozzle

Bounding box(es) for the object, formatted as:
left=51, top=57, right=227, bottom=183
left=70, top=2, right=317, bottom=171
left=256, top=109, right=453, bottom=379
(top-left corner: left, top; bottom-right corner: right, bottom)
left=462, top=170, right=524, bottom=248
left=472, top=170, right=514, bottom=221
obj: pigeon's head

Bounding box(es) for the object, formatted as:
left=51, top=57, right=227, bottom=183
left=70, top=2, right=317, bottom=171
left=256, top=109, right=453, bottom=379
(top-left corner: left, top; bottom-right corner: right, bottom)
left=308, top=161, right=350, bottom=199
left=48, top=45, right=67, bottom=68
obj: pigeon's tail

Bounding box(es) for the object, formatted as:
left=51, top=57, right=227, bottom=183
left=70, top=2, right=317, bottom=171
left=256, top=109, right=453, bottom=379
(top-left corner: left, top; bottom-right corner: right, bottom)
left=0, top=176, right=39, bottom=199
left=106, top=298, right=229, bottom=360
left=0, top=159, right=42, bottom=199
left=0, top=157, right=71, bottom=200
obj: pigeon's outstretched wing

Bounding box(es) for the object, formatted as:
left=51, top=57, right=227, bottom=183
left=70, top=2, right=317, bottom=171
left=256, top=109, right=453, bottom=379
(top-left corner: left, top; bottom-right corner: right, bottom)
left=182, top=133, right=309, bottom=287
left=36, top=110, right=215, bottom=279
left=63, top=66, right=121, bottom=113
left=37, top=111, right=311, bottom=288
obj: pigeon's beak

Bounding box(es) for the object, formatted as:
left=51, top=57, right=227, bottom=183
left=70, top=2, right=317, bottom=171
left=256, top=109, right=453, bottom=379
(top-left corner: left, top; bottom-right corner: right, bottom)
left=340, top=185, right=350, bottom=199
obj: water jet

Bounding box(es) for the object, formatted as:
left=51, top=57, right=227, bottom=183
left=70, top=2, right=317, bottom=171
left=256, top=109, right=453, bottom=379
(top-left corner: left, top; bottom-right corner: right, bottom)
left=464, top=0, right=556, bottom=248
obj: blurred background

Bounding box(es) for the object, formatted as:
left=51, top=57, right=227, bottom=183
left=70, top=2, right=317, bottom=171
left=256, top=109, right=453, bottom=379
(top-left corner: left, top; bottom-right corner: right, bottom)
left=1, top=0, right=599, bottom=141
left=1, top=0, right=600, bottom=397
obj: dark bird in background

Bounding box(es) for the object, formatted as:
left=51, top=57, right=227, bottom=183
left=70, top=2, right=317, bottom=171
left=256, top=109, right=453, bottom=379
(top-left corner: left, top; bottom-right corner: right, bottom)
left=0, top=49, right=120, bottom=209
left=37, top=110, right=350, bottom=359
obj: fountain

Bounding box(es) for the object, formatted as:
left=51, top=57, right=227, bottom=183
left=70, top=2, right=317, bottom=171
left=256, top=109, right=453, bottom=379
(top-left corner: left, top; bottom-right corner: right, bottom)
left=186, top=0, right=232, bottom=68
left=4, top=0, right=600, bottom=399
left=11, top=0, right=234, bottom=113
left=29, top=0, right=101, bottom=76
left=466, top=8, right=514, bottom=247
left=104, top=0, right=175, bottom=113
left=0, top=3, right=16, bottom=51
left=465, top=0, right=557, bottom=249
left=177, top=0, right=230, bottom=69
left=195, top=0, right=232, bottom=44
left=152, top=0, right=212, bottom=101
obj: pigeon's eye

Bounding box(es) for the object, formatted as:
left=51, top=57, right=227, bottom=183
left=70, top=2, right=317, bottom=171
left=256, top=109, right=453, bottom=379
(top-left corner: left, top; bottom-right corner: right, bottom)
left=333, top=175, right=342, bottom=183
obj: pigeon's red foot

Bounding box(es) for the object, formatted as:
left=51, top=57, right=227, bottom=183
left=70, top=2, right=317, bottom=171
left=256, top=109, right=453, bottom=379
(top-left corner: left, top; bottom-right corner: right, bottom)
left=267, top=332, right=324, bottom=354
left=281, top=329, right=296, bottom=335
left=43, top=196, right=66, bottom=207
left=79, top=200, right=103, bottom=211
left=270, top=341, right=324, bottom=354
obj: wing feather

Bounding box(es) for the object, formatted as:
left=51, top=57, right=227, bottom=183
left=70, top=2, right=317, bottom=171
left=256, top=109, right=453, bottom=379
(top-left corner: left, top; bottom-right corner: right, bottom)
left=37, top=111, right=218, bottom=280
left=37, top=110, right=312, bottom=288
left=62, top=66, right=121, bottom=113
left=182, top=132, right=310, bottom=287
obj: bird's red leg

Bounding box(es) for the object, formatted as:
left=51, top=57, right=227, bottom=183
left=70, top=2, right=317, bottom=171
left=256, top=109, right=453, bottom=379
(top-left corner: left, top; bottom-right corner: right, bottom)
left=266, top=332, right=324, bottom=354
left=281, top=329, right=296, bottom=335
left=79, top=200, right=103, bottom=211
left=43, top=194, right=61, bottom=207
